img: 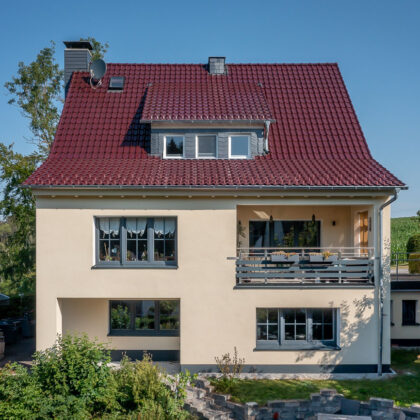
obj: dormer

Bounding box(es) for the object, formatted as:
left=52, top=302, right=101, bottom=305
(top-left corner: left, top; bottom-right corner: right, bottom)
left=140, top=59, right=274, bottom=160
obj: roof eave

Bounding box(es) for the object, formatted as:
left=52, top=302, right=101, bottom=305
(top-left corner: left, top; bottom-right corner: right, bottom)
left=23, top=184, right=407, bottom=191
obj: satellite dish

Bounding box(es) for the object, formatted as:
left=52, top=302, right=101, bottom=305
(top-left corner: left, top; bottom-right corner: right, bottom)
left=90, top=59, right=107, bottom=81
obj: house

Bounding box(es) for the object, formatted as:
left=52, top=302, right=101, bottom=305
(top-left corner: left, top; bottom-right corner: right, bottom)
left=391, top=270, right=420, bottom=346
left=24, top=41, right=406, bottom=374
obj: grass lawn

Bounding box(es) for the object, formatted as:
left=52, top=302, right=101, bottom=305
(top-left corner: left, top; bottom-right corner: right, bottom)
left=210, top=349, right=420, bottom=407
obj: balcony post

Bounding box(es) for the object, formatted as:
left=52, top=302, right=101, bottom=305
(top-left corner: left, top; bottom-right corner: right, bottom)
left=264, top=249, right=268, bottom=284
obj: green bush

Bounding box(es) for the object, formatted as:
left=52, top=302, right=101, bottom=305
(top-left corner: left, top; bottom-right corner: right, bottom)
left=32, top=333, right=119, bottom=415
left=0, top=334, right=192, bottom=419
left=407, top=233, right=420, bottom=254
left=114, top=353, right=190, bottom=419
left=409, top=253, right=420, bottom=274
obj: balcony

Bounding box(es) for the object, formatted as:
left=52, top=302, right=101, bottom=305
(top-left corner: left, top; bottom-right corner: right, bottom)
left=233, top=247, right=375, bottom=287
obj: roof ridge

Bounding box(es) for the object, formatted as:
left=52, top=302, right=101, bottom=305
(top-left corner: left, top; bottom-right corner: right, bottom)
left=105, top=62, right=339, bottom=66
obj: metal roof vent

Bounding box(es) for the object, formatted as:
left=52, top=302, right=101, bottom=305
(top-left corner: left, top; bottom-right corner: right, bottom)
left=109, top=76, right=125, bottom=91
left=208, top=57, right=226, bottom=75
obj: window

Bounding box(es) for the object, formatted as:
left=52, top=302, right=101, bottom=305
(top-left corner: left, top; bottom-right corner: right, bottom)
left=110, top=300, right=180, bottom=336
left=197, top=135, right=217, bottom=158
left=256, top=308, right=338, bottom=349
left=390, top=300, right=394, bottom=326
left=98, top=218, right=121, bottom=262
left=402, top=300, right=417, bottom=326
left=229, top=135, right=249, bottom=159
left=249, top=220, right=321, bottom=248
left=95, top=217, right=177, bottom=267
left=109, top=76, right=125, bottom=91
left=164, top=136, right=184, bottom=158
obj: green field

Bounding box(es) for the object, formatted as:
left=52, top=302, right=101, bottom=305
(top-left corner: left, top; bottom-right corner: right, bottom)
left=391, top=216, right=420, bottom=257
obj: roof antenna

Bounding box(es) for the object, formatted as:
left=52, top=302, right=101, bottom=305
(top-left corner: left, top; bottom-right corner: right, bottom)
left=89, top=59, right=107, bottom=89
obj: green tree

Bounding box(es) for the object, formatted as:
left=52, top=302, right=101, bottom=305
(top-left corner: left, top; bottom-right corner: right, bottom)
left=4, top=42, right=62, bottom=158
left=1, top=38, right=108, bottom=297
left=80, top=37, right=109, bottom=61
left=0, top=144, right=38, bottom=295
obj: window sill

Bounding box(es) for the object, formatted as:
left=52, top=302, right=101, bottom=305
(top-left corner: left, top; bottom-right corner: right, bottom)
left=254, top=343, right=341, bottom=352
left=92, top=264, right=178, bottom=270
left=108, top=331, right=179, bottom=337
left=402, top=323, right=420, bottom=327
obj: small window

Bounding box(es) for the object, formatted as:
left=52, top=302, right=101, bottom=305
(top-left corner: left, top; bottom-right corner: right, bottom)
left=197, top=135, right=217, bottom=158
left=229, top=135, right=249, bottom=159
left=110, top=300, right=180, bottom=336
left=109, top=76, right=125, bottom=91
left=402, top=300, right=417, bottom=326
left=256, top=308, right=338, bottom=349
left=390, top=300, right=394, bottom=326
left=164, top=136, right=184, bottom=158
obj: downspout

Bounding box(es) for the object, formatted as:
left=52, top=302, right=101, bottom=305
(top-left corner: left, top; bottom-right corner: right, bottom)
left=377, top=188, right=399, bottom=375
left=263, top=120, right=271, bottom=154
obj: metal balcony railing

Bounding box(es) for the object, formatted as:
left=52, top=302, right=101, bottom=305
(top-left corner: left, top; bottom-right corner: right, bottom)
left=233, top=247, right=375, bottom=285
left=391, top=252, right=420, bottom=281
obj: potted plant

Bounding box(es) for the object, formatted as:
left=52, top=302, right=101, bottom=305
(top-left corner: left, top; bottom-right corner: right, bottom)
left=323, top=251, right=338, bottom=262
left=309, top=252, right=323, bottom=262
left=287, top=252, right=300, bottom=262
left=271, top=251, right=287, bottom=262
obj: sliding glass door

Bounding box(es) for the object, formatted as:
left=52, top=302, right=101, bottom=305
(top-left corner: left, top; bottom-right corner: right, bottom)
left=249, top=220, right=320, bottom=249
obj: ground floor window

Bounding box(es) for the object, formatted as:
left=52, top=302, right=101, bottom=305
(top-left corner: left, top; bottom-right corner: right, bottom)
left=402, top=300, right=417, bottom=326
left=256, top=308, right=338, bottom=349
left=109, top=300, right=180, bottom=336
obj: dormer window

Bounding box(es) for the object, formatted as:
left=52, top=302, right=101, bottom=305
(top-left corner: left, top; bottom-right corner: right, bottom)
left=164, top=136, right=184, bottom=158
left=196, top=135, right=217, bottom=158
left=229, top=135, right=250, bottom=159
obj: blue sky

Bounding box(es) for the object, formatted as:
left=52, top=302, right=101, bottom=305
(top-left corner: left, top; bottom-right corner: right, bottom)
left=0, top=0, right=419, bottom=217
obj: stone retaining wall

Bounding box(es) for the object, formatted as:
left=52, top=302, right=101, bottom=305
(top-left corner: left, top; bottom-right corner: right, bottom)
left=190, top=378, right=420, bottom=419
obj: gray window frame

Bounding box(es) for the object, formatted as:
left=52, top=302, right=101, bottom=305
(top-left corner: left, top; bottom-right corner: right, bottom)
left=256, top=308, right=338, bottom=350
left=402, top=300, right=418, bottom=326
left=109, top=300, right=180, bottom=336
left=95, top=217, right=177, bottom=268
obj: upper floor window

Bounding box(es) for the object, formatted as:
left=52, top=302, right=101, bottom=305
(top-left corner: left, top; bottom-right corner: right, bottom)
left=249, top=220, right=321, bottom=248
left=196, top=135, right=217, bottom=158
left=164, top=135, right=184, bottom=158
left=229, top=135, right=250, bottom=159
left=96, top=217, right=177, bottom=267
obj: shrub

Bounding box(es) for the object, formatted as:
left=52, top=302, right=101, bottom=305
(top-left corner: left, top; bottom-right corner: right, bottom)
left=214, top=347, right=245, bottom=393
left=0, top=334, right=192, bottom=419
left=114, top=353, right=190, bottom=419
left=32, top=333, right=119, bottom=417
left=407, top=234, right=420, bottom=254
left=409, top=253, right=420, bottom=274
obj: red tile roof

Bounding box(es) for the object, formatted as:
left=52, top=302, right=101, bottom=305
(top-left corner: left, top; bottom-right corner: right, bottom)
left=24, top=63, right=404, bottom=188
left=141, top=80, right=274, bottom=122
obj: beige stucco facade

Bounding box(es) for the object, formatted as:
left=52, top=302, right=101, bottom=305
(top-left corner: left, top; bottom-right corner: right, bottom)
left=391, top=291, right=420, bottom=342
left=35, top=191, right=392, bottom=372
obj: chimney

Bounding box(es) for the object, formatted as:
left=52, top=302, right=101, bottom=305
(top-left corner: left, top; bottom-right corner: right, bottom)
left=63, top=41, right=93, bottom=95
left=208, top=57, right=226, bottom=75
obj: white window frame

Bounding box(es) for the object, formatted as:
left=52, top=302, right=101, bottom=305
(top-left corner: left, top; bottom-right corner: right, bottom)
left=195, top=134, right=218, bottom=159
left=229, top=134, right=250, bottom=159
left=163, top=135, right=185, bottom=159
